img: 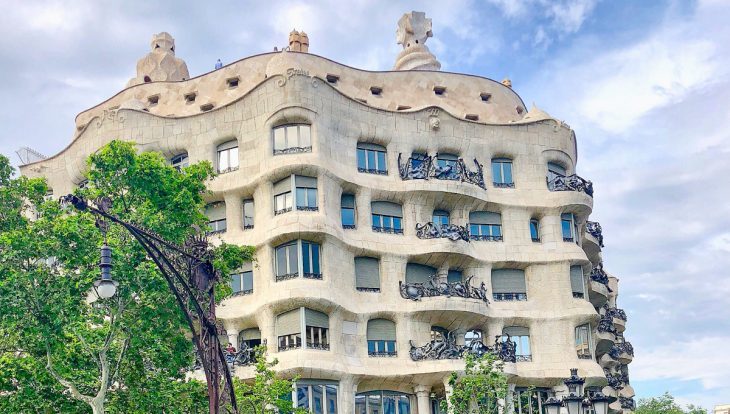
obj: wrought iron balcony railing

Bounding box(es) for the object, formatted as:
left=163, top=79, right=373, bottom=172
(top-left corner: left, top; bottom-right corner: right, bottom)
left=356, top=287, right=380, bottom=292
left=357, top=167, right=388, bottom=175
left=606, top=306, right=628, bottom=321
left=586, top=221, right=604, bottom=247
left=493, top=292, right=527, bottom=301
left=274, top=207, right=292, bottom=216
left=368, top=351, right=397, bottom=357
left=547, top=173, right=594, bottom=197
left=232, top=289, right=253, bottom=297
left=609, top=342, right=634, bottom=358
left=273, top=146, right=312, bottom=155
left=278, top=343, right=301, bottom=352
left=306, top=342, right=330, bottom=350
left=303, top=272, right=323, bottom=280
left=398, top=153, right=486, bottom=189
left=372, top=225, right=404, bottom=234
left=296, top=206, right=319, bottom=212
left=409, top=332, right=518, bottom=363
left=470, top=234, right=503, bottom=242
left=275, top=272, right=299, bottom=282
left=224, top=342, right=262, bottom=367
left=399, top=275, right=489, bottom=303
left=597, top=315, right=618, bottom=335
left=620, top=397, right=636, bottom=410
left=590, top=263, right=610, bottom=287
left=415, top=222, right=470, bottom=241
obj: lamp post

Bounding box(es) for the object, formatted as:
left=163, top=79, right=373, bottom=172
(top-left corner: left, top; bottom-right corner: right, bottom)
left=589, top=392, right=611, bottom=414
left=62, top=194, right=238, bottom=414
left=563, top=368, right=586, bottom=414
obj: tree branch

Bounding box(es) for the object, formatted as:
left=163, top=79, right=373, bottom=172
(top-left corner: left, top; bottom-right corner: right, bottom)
left=45, top=344, right=93, bottom=404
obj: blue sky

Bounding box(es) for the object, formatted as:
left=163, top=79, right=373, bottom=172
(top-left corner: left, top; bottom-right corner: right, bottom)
left=0, top=0, right=729, bottom=409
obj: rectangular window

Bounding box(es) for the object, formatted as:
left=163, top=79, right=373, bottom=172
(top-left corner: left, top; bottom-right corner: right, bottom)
left=576, top=324, right=592, bottom=359
left=433, top=210, right=450, bottom=227
left=275, top=241, right=298, bottom=281
left=206, top=202, right=227, bottom=234
left=306, top=326, right=329, bottom=350
left=230, top=269, right=253, bottom=295
left=275, top=240, right=321, bottom=281
left=367, top=340, right=397, bottom=356
left=295, top=175, right=318, bottom=211
left=355, top=257, right=380, bottom=292
left=217, top=146, right=239, bottom=173
left=469, top=223, right=502, bottom=240
left=341, top=194, right=356, bottom=229
left=274, top=176, right=293, bottom=215
left=278, top=333, right=302, bottom=351
left=492, top=269, right=527, bottom=301
left=301, top=241, right=322, bottom=279
left=273, top=124, right=312, bottom=154
left=529, top=219, right=540, bottom=242
left=242, top=199, right=254, bottom=229
left=357, top=144, right=388, bottom=174
left=295, top=383, right=338, bottom=413
left=571, top=265, right=586, bottom=298
left=372, top=214, right=403, bottom=234
left=502, top=329, right=531, bottom=361
left=492, top=158, right=514, bottom=188
left=171, top=153, right=189, bottom=170
left=562, top=213, right=577, bottom=242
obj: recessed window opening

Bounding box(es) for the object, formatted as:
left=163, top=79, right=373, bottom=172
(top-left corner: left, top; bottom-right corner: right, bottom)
left=341, top=193, right=356, bottom=229
left=480, top=92, right=492, bottom=102
left=502, top=327, right=531, bottom=361
left=367, top=319, right=396, bottom=357
left=435, top=153, right=459, bottom=180
left=571, top=265, right=586, bottom=299
left=242, top=199, right=254, bottom=229
left=355, top=391, right=411, bottom=414
left=230, top=262, right=253, bottom=295
left=370, top=86, right=382, bottom=96
left=433, top=86, right=446, bottom=95
left=432, top=209, right=450, bottom=228
left=561, top=213, right=578, bottom=243
left=226, top=77, right=239, bottom=88
left=355, top=256, right=380, bottom=292
left=465, top=114, right=479, bottom=121
left=357, top=142, right=388, bottom=175
left=371, top=201, right=403, bottom=234
left=576, top=324, right=592, bottom=359
left=170, top=153, right=189, bottom=171
left=274, top=240, right=321, bottom=281
left=147, top=95, right=160, bottom=106
left=326, top=73, right=339, bottom=84
left=491, top=269, right=527, bottom=301
left=273, top=124, right=312, bottom=155
left=184, top=92, right=197, bottom=104
left=200, top=103, right=215, bottom=112
left=295, top=175, right=318, bottom=211
left=492, top=158, right=514, bottom=188
left=273, top=176, right=293, bottom=215
left=216, top=140, right=239, bottom=173
left=296, top=381, right=338, bottom=412
left=205, top=202, right=227, bottom=234
left=469, top=211, right=503, bottom=241
left=529, top=219, right=540, bottom=242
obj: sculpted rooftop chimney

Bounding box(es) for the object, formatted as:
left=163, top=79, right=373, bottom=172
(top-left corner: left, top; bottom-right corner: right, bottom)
left=393, top=11, right=441, bottom=71
left=126, top=32, right=190, bottom=87
left=289, top=29, right=309, bottom=52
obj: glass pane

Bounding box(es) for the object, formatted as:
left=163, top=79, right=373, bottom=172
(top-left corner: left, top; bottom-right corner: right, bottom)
left=368, top=341, right=376, bottom=354
left=470, top=224, right=480, bottom=235
left=218, top=150, right=229, bottom=172
left=393, top=217, right=402, bottom=230
left=372, top=214, right=380, bottom=227
left=398, top=395, right=410, bottom=414
left=229, top=147, right=239, bottom=169
left=382, top=216, right=392, bottom=229
left=342, top=208, right=355, bottom=226
left=313, top=385, right=323, bottom=414
left=274, top=128, right=286, bottom=150
left=326, top=385, right=338, bottom=414
left=285, top=193, right=293, bottom=209
left=296, top=385, right=310, bottom=409
left=308, top=189, right=317, bottom=207
left=242, top=271, right=253, bottom=291
left=288, top=244, right=298, bottom=274
left=356, top=396, right=367, bottom=414
left=562, top=220, right=572, bottom=238
left=503, top=162, right=512, bottom=183
left=377, top=151, right=386, bottom=171
left=367, top=151, right=376, bottom=170
left=530, top=221, right=538, bottom=239
left=521, top=336, right=531, bottom=355
left=492, top=162, right=503, bottom=183
left=302, top=242, right=311, bottom=273
left=311, top=243, right=320, bottom=273
left=231, top=274, right=241, bottom=292
left=300, top=125, right=311, bottom=147
left=492, top=225, right=502, bottom=237
left=383, top=395, right=396, bottom=414
left=296, top=188, right=306, bottom=207
left=357, top=150, right=367, bottom=170
left=368, top=394, right=382, bottom=414
left=276, top=247, right=287, bottom=276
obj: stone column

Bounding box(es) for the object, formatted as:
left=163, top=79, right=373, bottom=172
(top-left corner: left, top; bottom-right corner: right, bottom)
left=442, top=376, right=453, bottom=413
left=224, top=193, right=243, bottom=233
left=339, top=375, right=358, bottom=413
left=414, top=384, right=431, bottom=414
left=505, top=383, right=515, bottom=414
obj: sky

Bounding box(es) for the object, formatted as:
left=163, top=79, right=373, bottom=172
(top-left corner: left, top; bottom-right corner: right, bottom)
left=0, top=0, right=729, bottom=409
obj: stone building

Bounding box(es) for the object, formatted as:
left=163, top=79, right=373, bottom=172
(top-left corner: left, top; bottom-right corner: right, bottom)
left=20, top=11, right=634, bottom=414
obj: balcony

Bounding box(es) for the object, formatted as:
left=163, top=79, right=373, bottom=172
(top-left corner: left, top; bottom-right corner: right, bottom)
left=372, top=225, right=404, bottom=235
left=586, top=221, right=605, bottom=247
left=547, top=173, right=593, bottom=197
left=399, top=275, right=489, bottom=303
left=409, top=332, right=518, bottom=363
left=398, top=153, right=486, bottom=189
left=609, top=342, right=634, bottom=364
left=415, top=222, right=470, bottom=242
left=225, top=342, right=262, bottom=368
left=606, top=306, right=628, bottom=333
left=595, top=316, right=617, bottom=355
left=273, top=146, right=312, bottom=155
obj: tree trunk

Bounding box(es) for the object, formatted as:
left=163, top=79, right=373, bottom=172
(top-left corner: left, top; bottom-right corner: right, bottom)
left=90, top=398, right=105, bottom=414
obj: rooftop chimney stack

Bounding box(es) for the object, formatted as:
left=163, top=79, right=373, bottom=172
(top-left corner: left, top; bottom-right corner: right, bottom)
left=289, top=29, right=309, bottom=52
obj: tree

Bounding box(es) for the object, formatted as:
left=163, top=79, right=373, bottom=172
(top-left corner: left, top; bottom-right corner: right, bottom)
left=441, top=352, right=509, bottom=413
left=0, top=141, right=253, bottom=413
left=635, top=393, right=708, bottom=414
left=234, top=347, right=307, bottom=414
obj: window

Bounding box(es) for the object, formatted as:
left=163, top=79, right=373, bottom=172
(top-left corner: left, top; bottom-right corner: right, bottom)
left=529, top=219, right=540, bottom=242
left=274, top=240, right=321, bottom=281
left=147, top=94, right=159, bottom=106
left=230, top=262, right=253, bottom=295
left=273, top=124, right=311, bottom=154
left=405, top=263, right=437, bottom=284
left=355, top=391, right=412, bottom=414
left=205, top=202, right=227, bottom=234
left=326, top=74, right=340, bottom=84
left=276, top=308, right=302, bottom=351
left=370, top=86, right=382, bottom=95
left=227, top=77, right=239, bottom=88
left=465, top=329, right=483, bottom=347
left=295, top=175, right=318, bottom=211
left=571, top=265, right=586, bottom=299
left=200, top=103, right=215, bottom=112
left=367, top=319, right=396, bottom=357
left=170, top=153, right=189, bottom=170
left=371, top=201, right=403, bottom=234
left=341, top=194, right=356, bottom=229
left=480, top=92, right=492, bottom=102
left=502, top=327, right=531, bottom=361
left=435, top=153, right=459, bottom=180
left=296, top=381, right=338, bottom=414
left=355, top=257, right=380, bottom=292
left=447, top=269, right=463, bottom=283
left=513, top=388, right=550, bottom=414
left=239, top=328, right=262, bottom=351
left=275, top=308, right=330, bottom=352
left=492, top=158, right=514, bottom=188
left=273, top=176, right=293, bottom=215
left=184, top=92, right=197, bottom=103
left=432, top=209, right=449, bottom=227
left=491, top=269, right=527, bottom=301
left=304, top=308, right=329, bottom=350
left=465, top=114, right=479, bottom=121
left=357, top=143, right=387, bottom=174
left=433, top=86, right=446, bottom=95
left=469, top=211, right=503, bottom=241
left=242, top=199, right=254, bottom=229
left=410, top=152, right=428, bottom=172
left=217, top=140, right=239, bottom=173
left=576, top=324, right=592, bottom=359
left=561, top=213, right=578, bottom=243
left=547, top=162, right=567, bottom=182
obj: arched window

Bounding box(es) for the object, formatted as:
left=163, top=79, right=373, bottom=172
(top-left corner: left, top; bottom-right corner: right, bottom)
left=367, top=319, right=396, bottom=357
left=357, top=143, right=388, bottom=174
left=502, top=326, right=531, bottom=361
left=371, top=201, right=403, bottom=234
left=491, top=269, right=527, bottom=301
left=469, top=211, right=502, bottom=241
left=273, top=124, right=311, bottom=154
left=205, top=202, right=227, bottom=234
left=170, top=152, right=189, bottom=170
left=492, top=158, right=514, bottom=188
left=405, top=263, right=437, bottom=284
left=217, top=140, right=239, bottom=173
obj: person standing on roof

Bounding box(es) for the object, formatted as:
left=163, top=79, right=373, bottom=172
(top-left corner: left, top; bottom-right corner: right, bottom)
left=215, top=59, right=222, bottom=70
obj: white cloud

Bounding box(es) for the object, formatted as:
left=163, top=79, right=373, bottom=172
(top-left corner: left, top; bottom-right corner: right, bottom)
left=543, top=0, right=598, bottom=33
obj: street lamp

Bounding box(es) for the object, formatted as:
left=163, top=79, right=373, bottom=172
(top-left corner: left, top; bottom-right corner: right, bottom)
left=544, top=397, right=563, bottom=414
left=563, top=368, right=585, bottom=414
left=589, top=392, right=611, bottom=414
left=93, top=243, right=118, bottom=299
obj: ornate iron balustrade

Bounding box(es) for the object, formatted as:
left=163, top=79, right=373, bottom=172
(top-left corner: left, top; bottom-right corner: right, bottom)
left=605, top=372, right=623, bottom=390
left=357, top=167, right=388, bottom=175
left=606, top=306, right=628, bottom=321
left=597, top=316, right=617, bottom=335
left=372, top=225, right=404, bottom=234
left=296, top=206, right=319, bottom=212
left=278, top=343, right=301, bottom=352
left=586, top=221, right=604, bottom=247
left=342, top=224, right=356, bottom=230
left=398, top=153, right=486, bottom=189
left=470, top=234, right=503, bottom=242
left=231, top=289, right=253, bottom=297
left=620, top=397, right=636, bottom=410
left=369, top=351, right=397, bottom=357
left=609, top=342, right=634, bottom=358
left=578, top=353, right=592, bottom=360
left=547, top=173, right=594, bottom=197
left=415, top=222, right=470, bottom=242
left=303, top=272, right=323, bottom=280
left=273, top=146, right=312, bottom=155
left=409, top=332, right=517, bottom=363
left=590, top=263, right=610, bottom=287
left=274, top=207, right=292, bottom=216
left=275, top=272, right=298, bottom=282
left=399, top=275, right=489, bottom=303
left=218, top=166, right=239, bottom=174
left=516, top=355, right=532, bottom=362
left=306, top=342, right=330, bottom=350
left=224, top=342, right=261, bottom=368
left=356, top=287, right=380, bottom=292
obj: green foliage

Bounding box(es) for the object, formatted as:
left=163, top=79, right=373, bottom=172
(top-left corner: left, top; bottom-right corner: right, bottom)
left=0, top=141, right=254, bottom=413
left=441, top=352, right=509, bottom=414
left=214, top=242, right=256, bottom=302
left=234, top=347, right=307, bottom=414
left=635, top=392, right=708, bottom=414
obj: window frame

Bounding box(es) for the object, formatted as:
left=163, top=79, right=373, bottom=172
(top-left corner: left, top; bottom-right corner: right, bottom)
left=242, top=199, right=254, bottom=229
left=294, top=382, right=338, bottom=414
left=529, top=219, right=540, bottom=242
left=501, top=331, right=532, bottom=362
left=273, top=124, right=312, bottom=155
left=341, top=194, right=356, bottom=229
left=561, top=213, right=578, bottom=243
left=432, top=209, right=450, bottom=227
left=491, top=158, right=514, bottom=188
left=575, top=324, right=593, bottom=359
left=170, top=153, right=189, bottom=170
left=274, top=240, right=322, bottom=281
left=217, top=142, right=239, bottom=174
left=356, top=144, right=388, bottom=175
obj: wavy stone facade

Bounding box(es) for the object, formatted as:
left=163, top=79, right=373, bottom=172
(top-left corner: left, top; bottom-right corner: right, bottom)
left=20, top=15, right=634, bottom=414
